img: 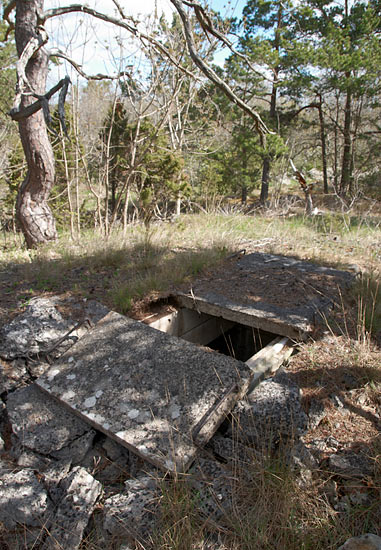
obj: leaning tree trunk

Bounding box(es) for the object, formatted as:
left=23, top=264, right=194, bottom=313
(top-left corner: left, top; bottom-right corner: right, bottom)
left=15, top=0, right=57, bottom=248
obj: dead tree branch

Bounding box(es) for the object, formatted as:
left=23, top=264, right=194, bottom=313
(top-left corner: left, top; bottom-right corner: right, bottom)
left=12, top=26, right=49, bottom=113
left=10, top=76, right=70, bottom=121
left=49, top=49, right=131, bottom=81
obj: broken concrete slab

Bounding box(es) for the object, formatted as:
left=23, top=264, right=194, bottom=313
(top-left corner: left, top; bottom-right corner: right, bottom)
left=36, top=311, right=252, bottom=473
left=7, top=384, right=94, bottom=456
left=176, top=252, right=354, bottom=339
left=0, top=468, right=52, bottom=529
left=0, top=297, right=73, bottom=360
left=43, top=466, right=102, bottom=550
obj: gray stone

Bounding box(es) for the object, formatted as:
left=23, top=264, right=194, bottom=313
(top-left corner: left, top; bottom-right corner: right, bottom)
left=229, top=370, right=308, bottom=448
left=41, top=459, right=72, bottom=505
left=7, top=384, right=92, bottom=456
left=43, top=466, right=102, bottom=550
left=0, top=468, right=52, bottom=528
left=328, top=451, right=375, bottom=479
left=288, top=441, right=319, bottom=471
left=308, top=398, right=327, bottom=430
left=190, top=457, right=234, bottom=521
left=36, top=311, right=252, bottom=473
left=0, top=297, right=73, bottom=360
left=338, top=533, right=381, bottom=550
left=102, top=476, right=160, bottom=544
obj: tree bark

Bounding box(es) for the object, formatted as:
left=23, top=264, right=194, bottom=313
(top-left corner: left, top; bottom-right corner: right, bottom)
left=15, top=0, right=57, bottom=248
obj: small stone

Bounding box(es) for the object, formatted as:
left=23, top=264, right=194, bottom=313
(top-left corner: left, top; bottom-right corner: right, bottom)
left=84, top=395, right=97, bottom=408
left=230, top=370, right=308, bottom=448
left=338, top=533, right=381, bottom=550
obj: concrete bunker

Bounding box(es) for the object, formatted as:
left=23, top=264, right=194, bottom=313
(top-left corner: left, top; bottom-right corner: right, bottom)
left=35, top=252, right=354, bottom=474
left=144, top=304, right=293, bottom=385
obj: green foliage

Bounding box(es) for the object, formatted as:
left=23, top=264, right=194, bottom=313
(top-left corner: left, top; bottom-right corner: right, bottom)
left=102, top=100, right=186, bottom=222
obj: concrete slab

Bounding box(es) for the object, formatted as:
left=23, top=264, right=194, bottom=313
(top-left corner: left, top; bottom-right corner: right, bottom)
left=36, top=311, right=252, bottom=473
left=176, top=252, right=354, bottom=339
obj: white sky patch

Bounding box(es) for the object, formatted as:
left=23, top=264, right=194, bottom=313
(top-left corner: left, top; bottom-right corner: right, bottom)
left=43, top=0, right=245, bottom=85
left=44, top=0, right=175, bottom=83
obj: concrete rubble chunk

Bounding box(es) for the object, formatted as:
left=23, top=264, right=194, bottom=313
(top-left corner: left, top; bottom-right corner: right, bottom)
left=0, top=297, right=73, bottom=360
left=190, top=457, right=235, bottom=521
left=43, top=466, right=102, bottom=550
left=229, top=369, right=308, bottom=448
left=207, top=434, right=256, bottom=464
left=0, top=468, right=52, bottom=528
left=36, top=311, right=252, bottom=473
left=338, top=534, right=381, bottom=550
left=7, top=384, right=92, bottom=456
left=102, top=476, right=160, bottom=545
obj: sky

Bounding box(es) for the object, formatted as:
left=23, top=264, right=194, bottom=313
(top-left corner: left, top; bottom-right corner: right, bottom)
left=44, top=0, right=247, bottom=84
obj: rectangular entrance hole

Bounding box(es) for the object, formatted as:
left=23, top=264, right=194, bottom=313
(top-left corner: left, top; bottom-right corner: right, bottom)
left=144, top=307, right=283, bottom=362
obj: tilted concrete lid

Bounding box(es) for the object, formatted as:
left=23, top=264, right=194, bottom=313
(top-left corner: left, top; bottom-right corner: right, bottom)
left=176, top=252, right=354, bottom=339
left=36, top=311, right=252, bottom=473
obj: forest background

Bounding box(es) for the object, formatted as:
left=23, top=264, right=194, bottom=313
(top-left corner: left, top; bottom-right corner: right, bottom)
left=1, top=0, right=380, bottom=244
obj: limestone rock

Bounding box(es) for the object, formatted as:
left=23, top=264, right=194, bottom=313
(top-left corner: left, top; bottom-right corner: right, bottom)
left=7, top=384, right=92, bottom=456
left=230, top=370, right=308, bottom=448
left=43, top=466, right=102, bottom=550
left=0, top=468, right=52, bottom=528
left=338, top=534, right=381, bottom=550
left=102, top=476, right=159, bottom=544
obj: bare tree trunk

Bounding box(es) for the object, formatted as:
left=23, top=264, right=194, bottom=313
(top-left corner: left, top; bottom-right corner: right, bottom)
left=340, top=78, right=352, bottom=197
left=15, top=0, right=57, bottom=248
left=317, top=95, right=329, bottom=194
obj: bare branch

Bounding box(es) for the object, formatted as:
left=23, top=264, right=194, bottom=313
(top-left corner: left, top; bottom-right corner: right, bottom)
left=170, top=0, right=271, bottom=137
left=10, top=77, right=70, bottom=121
left=43, top=4, right=199, bottom=81
left=49, top=49, right=131, bottom=81
left=110, top=0, right=127, bottom=19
